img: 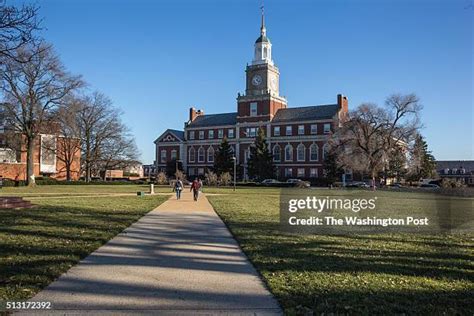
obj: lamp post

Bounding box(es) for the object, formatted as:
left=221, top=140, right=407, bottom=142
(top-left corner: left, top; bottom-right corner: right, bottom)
left=232, top=156, right=236, bottom=191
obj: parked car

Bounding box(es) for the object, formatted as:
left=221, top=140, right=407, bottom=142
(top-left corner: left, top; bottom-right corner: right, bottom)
left=286, top=179, right=311, bottom=188
left=420, top=183, right=440, bottom=188
left=346, top=182, right=370, bottom=188
left=387, top=183, right=403, bottom=188
left=261, top=179, right=281, bottom=186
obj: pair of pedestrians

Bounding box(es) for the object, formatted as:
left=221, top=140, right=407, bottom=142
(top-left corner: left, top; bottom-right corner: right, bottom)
left=173, top=178, right=202, bottom=201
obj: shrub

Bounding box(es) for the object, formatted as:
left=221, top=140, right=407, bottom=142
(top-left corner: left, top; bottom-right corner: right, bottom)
left=156, top=172, right=168, bottom=185
left=175, top=170, right=186, bottom=182
left=219, top=172, right=232, bottom=186
left=205, top=171, right=218, bottom=186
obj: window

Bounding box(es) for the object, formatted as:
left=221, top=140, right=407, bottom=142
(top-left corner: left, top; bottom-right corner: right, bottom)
left=297, top=168, right=305, bottom=178
left=285, top=144, right=293, bottom=161
left=323, top=144, right=329, bottom=160
left=228, top=129, right=234, bottom=138
left=198, top=168, right=204, bottom=175
left=207, top=147, right=214, bottom=162
left=274, top=126, right=280, bottom=136
left=198, top=147, right=205, bottom=162
left=199, top=130, right=204, bottom=140
left=310, top=144, right=319, bottom=161
left=189, top=131, right=195, bottom=140
left=244, top=149, right=250, bottom=163
left=188, top=168, right=195, bottom=176
left=246, top=127, right=257, bottom=137
left=298, top=125, right=305, bottom=135
left=285, top=168, right=293, bottom=177
left=160, top=150, right=166, bottom=163
left=218, top=129, right=224, bottom=138
left=273, top=145, right=281, bottom=162
left=297, top=144, right=305, bottom=161
left=250, top=102, right=257, bottom=116
left=311, top=124, right=317, bottom=134
left=286, top=126, right=292, bottom=136
left=188, top=147, right=195, bottom=162
left=208, top=130, right=214, bottom=139
left=171, top=149, right=177, bottom=160
left=324, top=123, right=331, bottom=134
left=310, top=168, right=318, bottom=178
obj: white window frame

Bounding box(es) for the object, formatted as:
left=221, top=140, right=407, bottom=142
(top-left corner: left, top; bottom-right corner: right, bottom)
left=286, top=125, right=292, bottom=136
left=160, top=150, right=167, bottom=163
left=171, top=149, right=177, bottom=160
left=311, top=124, right=317, bottom=134
left=207, top=147, right=214, bottom=163
left=218, top=129, right=224, bottom=138
left=285, top=144, right=293, bottom=162
left=274, top=126, right=280, bottom=136
left=298, top=125, right=305, bottom=135
left=310, top=168, right=318, bottom=178
left=310, top=144, right=319, bottom=161
left=199, top=130, right=204, bottom=140
left=198, top=147, right=205, bottom=162
left=324, top=123, right=331, bottom=134
left=297, top=168, right=305, bottom=178
left=188, top=147, right=195, bottom=162
left=285, top=168, right=293, bottom=178
left=189, top=131, right=195, bottom=140
left=250, top=102, right=258, bottom=117
left=297, top=144, right=305, bottom=161
left=273, top=145, right=281, bottom=162
left=208, top=130, right=214, bottom=139
left=228, top=129, right=234, bottom=138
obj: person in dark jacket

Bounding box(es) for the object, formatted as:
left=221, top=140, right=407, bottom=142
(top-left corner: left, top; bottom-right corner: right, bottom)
left=190, top=178, right=201, bottom=201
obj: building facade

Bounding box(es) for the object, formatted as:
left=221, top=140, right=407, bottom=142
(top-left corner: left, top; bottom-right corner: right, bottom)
left=436, top=160, right=474, bottom=186
left=154, top=11, right=348, bottom=180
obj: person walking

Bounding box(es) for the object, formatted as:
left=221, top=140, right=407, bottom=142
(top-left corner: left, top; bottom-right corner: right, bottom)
left=190, top=178, right=201, bottom=201
left=174, top=178, right=183, bottom=200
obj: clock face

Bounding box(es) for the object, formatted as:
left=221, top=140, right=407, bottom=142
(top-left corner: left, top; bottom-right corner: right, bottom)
left=252, top=74, right=263, bottom=86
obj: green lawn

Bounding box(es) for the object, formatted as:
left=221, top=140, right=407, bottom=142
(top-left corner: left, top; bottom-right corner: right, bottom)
left=0, top=189, right=169, bottom=301
left=207, top=188, right=474, bottom=315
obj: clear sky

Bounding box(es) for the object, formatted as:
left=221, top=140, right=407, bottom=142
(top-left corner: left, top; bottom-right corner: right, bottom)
left=31, top=0, right=473, bottom=163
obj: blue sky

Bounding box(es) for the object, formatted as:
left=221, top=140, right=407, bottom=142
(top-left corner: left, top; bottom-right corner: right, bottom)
left=33, top=0, right=472, bottom=163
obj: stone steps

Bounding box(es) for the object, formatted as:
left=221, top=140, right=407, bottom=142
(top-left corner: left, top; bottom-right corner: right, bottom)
left=0, top=196, right=35, bottom=209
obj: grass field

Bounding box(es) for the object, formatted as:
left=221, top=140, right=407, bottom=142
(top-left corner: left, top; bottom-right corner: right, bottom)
left=207, top=187, right=474, bottom=314
left=0, top=186, right=169, bottom=300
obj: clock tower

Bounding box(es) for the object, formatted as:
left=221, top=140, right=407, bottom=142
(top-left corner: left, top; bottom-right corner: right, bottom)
left=237, top=6, right=287, bottom=123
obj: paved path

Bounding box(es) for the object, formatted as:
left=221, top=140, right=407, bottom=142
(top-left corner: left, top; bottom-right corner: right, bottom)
left=26, top=190, right=281, bottom=315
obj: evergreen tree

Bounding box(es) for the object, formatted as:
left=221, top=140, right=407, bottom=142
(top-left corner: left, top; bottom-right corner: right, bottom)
left=323, top=148, right=344, bottom=184
left=408, top=134, right=436, bottom=180
left=247, top=128, right=275, bottom=181
left=385, top=146, right=407, bottom=182
left=214, top=137, right=234, bottom=175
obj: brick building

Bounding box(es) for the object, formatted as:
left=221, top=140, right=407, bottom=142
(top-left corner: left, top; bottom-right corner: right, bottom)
left=154, top=10, right=348, bottom=180
left=0, top=116, right=81, bottom=181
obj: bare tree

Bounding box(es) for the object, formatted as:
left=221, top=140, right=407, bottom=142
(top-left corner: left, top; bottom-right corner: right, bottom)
left=54, top=96, right=82, bottom=181
left=0, top=1, right=40, bottom=61
left=77, top=91, right=138, bottom=182
left=330, top=93, right=422, bottom=188
left=0, top=42, right=83, bottom=185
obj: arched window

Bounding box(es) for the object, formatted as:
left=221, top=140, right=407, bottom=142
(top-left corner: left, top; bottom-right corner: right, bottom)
left=323, top=144, right=329, bottom=160
left=188, top=147, right=195, bottom=162
left=207, top=147, right=214, bottom=163
left=310, top=144, right=319, bottom=161
left=285, top=144, right=293, bottom=162
left=273, top=145, right=281, bottom=162
left=198, top=147, right=205, bottom=163
left=297, top=144, right=305, bottom=161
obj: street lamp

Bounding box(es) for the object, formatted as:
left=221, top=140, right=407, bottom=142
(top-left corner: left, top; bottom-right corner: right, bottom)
left=232, top=156, right=236, bottom=191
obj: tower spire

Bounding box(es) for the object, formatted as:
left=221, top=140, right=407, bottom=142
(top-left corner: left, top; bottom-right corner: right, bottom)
left=260, top=0, right=266, bottom=36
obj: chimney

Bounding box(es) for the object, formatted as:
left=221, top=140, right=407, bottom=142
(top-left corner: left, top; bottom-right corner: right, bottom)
left=337, top=94, right=348, bottom=114
left=189, top=107, right=204, bottom=122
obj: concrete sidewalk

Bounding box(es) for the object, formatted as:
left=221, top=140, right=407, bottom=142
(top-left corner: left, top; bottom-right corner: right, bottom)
left=25, top=190, right=281, bottom=315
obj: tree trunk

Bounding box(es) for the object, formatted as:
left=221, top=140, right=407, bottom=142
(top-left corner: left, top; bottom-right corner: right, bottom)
left=85, top=160, right=91, bottom=182
left=66, top=163, right=71, bottom=181
left=26, top=136, right=36, bottom=186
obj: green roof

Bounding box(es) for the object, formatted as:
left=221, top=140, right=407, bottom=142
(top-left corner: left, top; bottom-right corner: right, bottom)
left=255, top=34, right=270, bottom=43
